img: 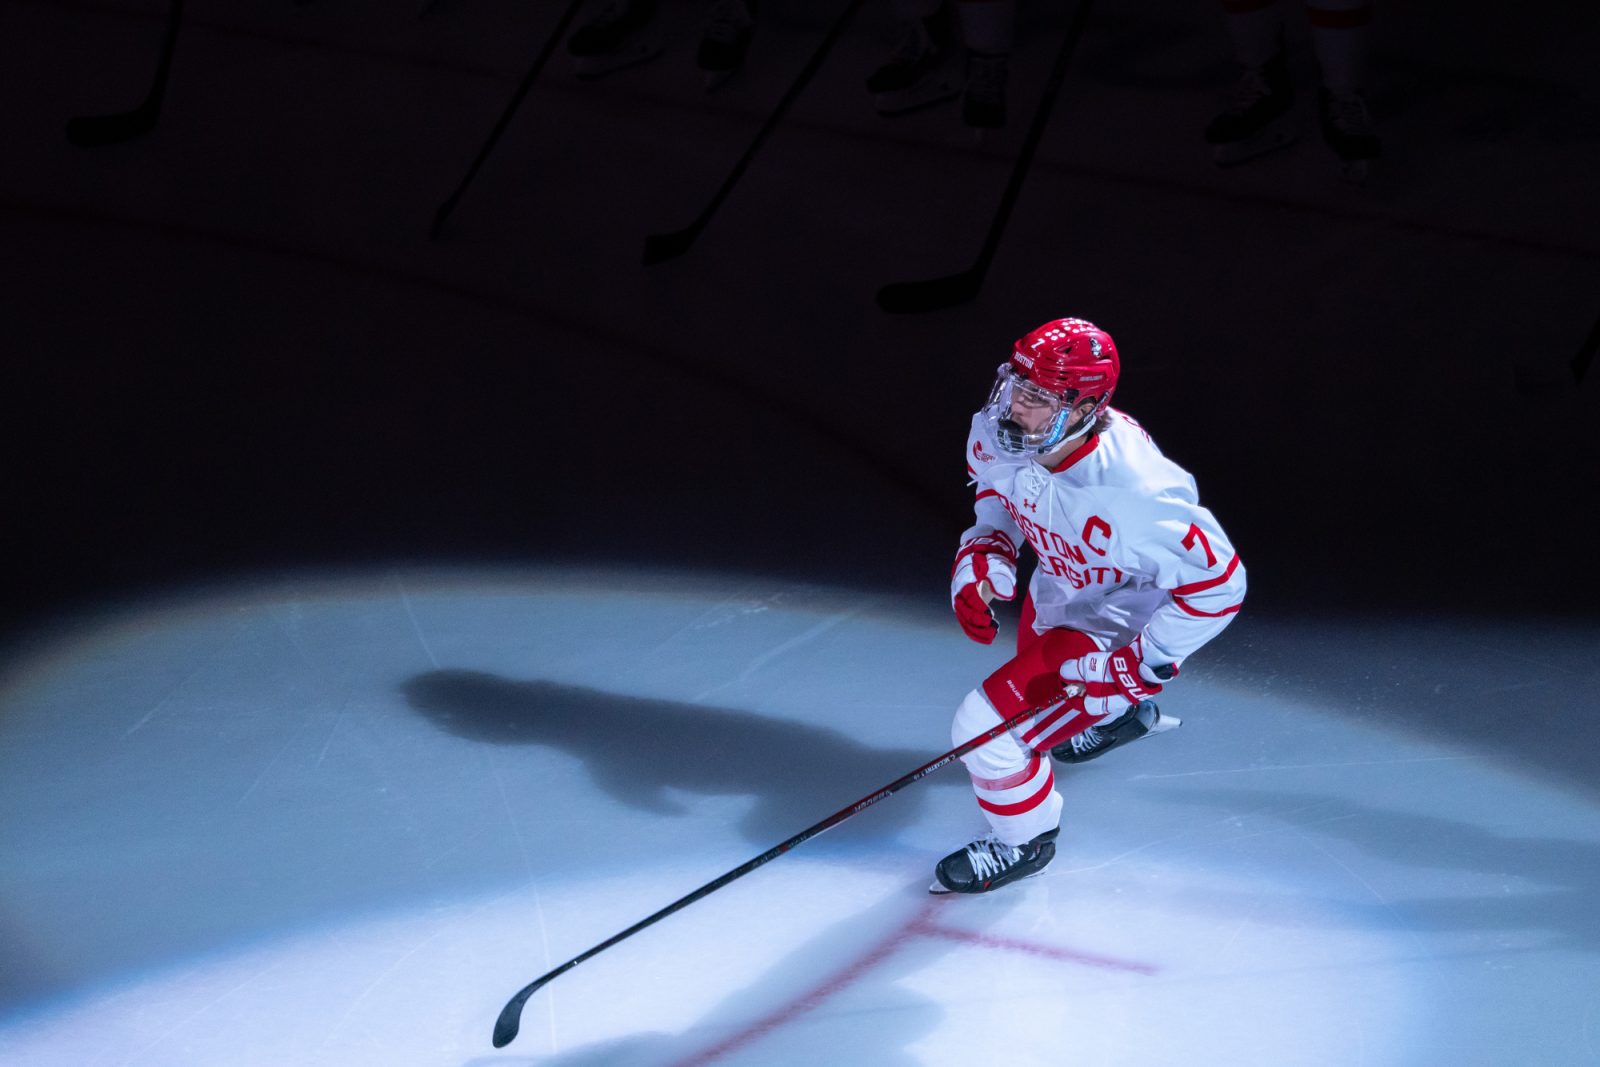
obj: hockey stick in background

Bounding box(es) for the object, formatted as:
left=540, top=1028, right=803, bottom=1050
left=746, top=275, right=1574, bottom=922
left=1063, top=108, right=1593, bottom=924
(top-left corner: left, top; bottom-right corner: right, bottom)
left=641, top=0, right=866, bottom=266
left=494, top=679, right=1077, bottom=1045
left=66, top=0, right=186, bottom=147
left=1514, top=306, right=1599, bottom=394
left=1572, top=307, right=1598, bottom=386
left=430, top=0, right=588, bottom=240
left=876, top=0, right=1095, bottom=313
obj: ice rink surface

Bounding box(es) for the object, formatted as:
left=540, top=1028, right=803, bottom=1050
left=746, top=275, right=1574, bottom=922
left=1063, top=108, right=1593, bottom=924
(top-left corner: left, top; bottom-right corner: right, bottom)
left=4, top=568, right=1598, bottom=1066
left=5, top=0, right=1599, bottom=1062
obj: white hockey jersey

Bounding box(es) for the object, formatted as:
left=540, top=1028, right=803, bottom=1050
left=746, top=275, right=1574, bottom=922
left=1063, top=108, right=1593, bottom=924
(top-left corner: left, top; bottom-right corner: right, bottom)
left=963, top=409, right=1245, bottom=667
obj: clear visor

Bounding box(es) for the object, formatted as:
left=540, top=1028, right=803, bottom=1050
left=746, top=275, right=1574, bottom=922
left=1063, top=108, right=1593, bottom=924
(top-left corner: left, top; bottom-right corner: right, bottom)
left=982, top=365, right=1084, bottom=455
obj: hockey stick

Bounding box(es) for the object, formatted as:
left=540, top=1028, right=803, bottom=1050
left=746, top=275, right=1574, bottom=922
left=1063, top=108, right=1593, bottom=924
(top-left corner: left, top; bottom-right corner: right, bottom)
left=430, top=0, right=588, bottom=240
left=1514, top=306, right=1600, bottom=394
left=875, top=0, right=1095, bottom=313
left=641, top=0, right=866, bottom=266
left=1572, top=307, right=1599, bottom=386
left=66, top=0, right=186, bottom=147
left=491, top=679, right=1076, bottom=1048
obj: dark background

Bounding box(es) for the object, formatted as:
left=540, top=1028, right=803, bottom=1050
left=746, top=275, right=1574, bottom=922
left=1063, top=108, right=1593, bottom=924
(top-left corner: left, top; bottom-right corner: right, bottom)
left=4, top=0, right=1598, bottom=644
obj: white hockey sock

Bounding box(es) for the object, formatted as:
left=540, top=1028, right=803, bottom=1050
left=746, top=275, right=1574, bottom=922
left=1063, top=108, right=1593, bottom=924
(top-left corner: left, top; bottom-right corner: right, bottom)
left=956, top=0, right=1014, bottom=57
left=1306, top=0, right=1374, bottom=92
left=1219, top=0, right=1286, bottom=68
left=891, top=0, right=944, bottom=21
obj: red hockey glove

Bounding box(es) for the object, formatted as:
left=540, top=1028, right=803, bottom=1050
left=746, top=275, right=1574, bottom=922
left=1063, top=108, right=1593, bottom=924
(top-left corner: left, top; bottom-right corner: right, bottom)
left=1058, top=636, right=1177, bottom=719
left=950, top=533, right=1018, bottom=645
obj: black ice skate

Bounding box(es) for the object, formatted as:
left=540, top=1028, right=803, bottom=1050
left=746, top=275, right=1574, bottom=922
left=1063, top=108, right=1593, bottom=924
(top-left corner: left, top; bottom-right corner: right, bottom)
left=961, top=51, right=1008, bottom=130
left=1205, top=51, right=1297, bottom=166
left=930, top=828, right=1057, bottom=895
left=1319, top=88, right=1380, bottom=183
left=1051, top=700, right=1179, bottom=765
left=697, top=0, right=757, bottom=90
left=867, top=11, right=962, bottom=116
left=567, top=0, right=663, bottom=79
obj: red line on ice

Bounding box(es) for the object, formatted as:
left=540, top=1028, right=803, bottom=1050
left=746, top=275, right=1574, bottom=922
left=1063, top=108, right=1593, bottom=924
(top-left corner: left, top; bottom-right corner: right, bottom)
left=674, top=899, right=1156, bottom=1065
left=913, top=916, right=1159, bottom=975
left=671, top=902, right=936, bottom=1066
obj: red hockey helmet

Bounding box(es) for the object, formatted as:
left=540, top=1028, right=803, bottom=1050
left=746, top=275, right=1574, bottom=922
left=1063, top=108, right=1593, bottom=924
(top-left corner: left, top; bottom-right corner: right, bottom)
left=1011, top=318, right=1120, bottom=403
left=983, top=318, right=1121, bottom=455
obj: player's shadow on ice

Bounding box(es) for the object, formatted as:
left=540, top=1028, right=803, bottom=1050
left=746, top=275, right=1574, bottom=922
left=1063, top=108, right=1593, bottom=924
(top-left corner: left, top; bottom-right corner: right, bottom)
left=458, top=884, right=988, bottom=1067
left=1157, top=786, right=1600, bottom=953
left=402, top=670, right=961, bottom=844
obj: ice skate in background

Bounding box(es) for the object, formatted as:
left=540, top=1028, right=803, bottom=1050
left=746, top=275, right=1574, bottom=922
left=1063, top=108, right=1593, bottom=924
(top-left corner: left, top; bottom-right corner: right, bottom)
left=962, top=49, right=1009, bottom=130
left=1205, top=47, right=1298, bottom=165
left=567, top=0, right=664, bottom=78
left=1205, top=0, right=1381, bottom=182
left=955, top=0, right=1014, bottom=131
left=866, top=0, right=1016, bottom=131
left=1319, top=85, right=1380, bottom=182
left=866, top=1, right=963, bottom=115
left=697, top=0, right=759, bottom=90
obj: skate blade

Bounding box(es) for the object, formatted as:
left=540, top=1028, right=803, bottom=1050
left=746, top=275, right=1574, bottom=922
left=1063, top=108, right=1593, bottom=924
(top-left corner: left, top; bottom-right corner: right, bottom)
left=574, top=39, right=664, bottom=79
left=1210, top=124, right=1298, bottom=167
left=1147, top=712, right=1181, bottom=736
left=927, top=862, right=1051, bottom=895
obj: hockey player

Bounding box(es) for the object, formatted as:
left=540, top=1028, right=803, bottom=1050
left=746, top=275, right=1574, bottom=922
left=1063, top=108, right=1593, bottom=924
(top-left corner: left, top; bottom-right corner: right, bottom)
left=934, top=318, right=1246, bottom=894
left=1204, top=0, right=1380, bottom=180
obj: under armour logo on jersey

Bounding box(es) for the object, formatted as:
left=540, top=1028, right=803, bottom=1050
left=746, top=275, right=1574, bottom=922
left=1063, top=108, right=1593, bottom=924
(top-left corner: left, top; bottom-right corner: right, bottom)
left=1023, top=498, right=1038, bottom=513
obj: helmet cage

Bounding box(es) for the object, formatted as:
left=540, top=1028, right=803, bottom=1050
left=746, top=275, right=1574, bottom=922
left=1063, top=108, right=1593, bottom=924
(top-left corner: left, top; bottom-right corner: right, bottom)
left=982, top=364, right=1097, bottom=455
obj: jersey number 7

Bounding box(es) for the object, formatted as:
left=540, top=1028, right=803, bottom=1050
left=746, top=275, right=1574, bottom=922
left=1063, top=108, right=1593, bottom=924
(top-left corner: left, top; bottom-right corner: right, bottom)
left=1182, top=524, right=1218, bottom=568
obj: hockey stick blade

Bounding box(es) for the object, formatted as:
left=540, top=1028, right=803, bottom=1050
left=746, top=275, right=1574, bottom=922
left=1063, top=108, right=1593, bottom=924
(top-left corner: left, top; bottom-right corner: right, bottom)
left=67, top=0, right=184, bottom=148
left=429, top=196, right=459, bottom=242
left=640, top=223, right=701, bottom=266
left=1572, top=306, right=1599, bottom=386
left=486, top=687, right=1078, bottom=1047
left=492, top=974, right=554, bottom=1048
left=66, top=106, right=158, bottom=148
left=876, top=268, right=983, bottom=314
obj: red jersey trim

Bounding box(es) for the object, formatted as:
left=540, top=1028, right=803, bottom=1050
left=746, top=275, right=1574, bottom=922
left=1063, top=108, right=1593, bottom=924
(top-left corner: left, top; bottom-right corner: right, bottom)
left=976, top=488, right=1000, bottom=502
left=1047, top=432, right=1100, bottom=473
left=1171, top=553, right=1241, bottom=596
left=1172, top=596, right=1243, bottom=618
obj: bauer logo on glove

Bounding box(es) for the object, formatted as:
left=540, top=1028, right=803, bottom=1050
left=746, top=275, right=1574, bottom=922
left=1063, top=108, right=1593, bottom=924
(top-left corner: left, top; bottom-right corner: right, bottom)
left=1058, top=636, right=1178, bottom=719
